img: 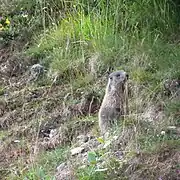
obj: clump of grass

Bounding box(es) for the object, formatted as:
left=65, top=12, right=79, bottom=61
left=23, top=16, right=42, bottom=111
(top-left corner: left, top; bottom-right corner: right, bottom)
left=9, top=146, right=69, bottom=179
left=77, top=166, right=105, bottom=180
left=0, top=0, right=76, bottom=45
left=165, top=101, right=180, bottom=126
left=26, top=0, right=180, bottom=87
left=0, top=87, right=5, bottom=96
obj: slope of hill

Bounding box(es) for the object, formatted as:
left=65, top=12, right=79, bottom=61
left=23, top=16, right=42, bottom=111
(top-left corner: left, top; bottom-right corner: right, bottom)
left=0, top=0, right=180, bottom=179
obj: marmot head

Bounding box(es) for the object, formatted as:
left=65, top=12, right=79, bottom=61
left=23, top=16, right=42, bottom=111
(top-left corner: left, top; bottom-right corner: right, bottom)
left=107, top=70, right=128, bottom=92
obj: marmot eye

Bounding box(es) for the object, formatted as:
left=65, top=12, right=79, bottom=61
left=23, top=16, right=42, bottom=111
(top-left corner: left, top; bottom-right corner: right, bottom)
left=109, top=76, right=113, bottom=80
left=116, top=74, right=120, bottom=77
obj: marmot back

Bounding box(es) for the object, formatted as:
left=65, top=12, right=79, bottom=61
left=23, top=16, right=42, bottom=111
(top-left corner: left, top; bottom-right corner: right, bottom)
left=98, top=70, right=128, bottom=135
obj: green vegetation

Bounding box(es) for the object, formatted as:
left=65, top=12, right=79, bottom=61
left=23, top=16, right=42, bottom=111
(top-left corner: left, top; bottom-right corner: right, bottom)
left=8, top=146, right=68, bottom=180
left=0, top=0, right=180, bottom=179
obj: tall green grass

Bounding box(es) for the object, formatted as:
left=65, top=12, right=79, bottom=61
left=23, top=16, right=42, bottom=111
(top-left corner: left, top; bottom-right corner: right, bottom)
left=27, top=0, right=180, bottom=79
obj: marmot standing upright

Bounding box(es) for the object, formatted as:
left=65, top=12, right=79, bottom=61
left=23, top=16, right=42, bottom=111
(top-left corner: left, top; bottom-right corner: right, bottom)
left=98, top=70, right=129, bottom=135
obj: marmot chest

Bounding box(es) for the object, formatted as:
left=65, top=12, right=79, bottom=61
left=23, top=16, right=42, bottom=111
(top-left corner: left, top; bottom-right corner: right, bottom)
left=103, top=93, right=124, bottom=108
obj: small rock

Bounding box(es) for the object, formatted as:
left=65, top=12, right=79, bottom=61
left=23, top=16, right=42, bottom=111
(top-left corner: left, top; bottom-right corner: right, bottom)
left=81, top=138, right=101, bottom=151
left=56, top=162, right=74, bottom=180
left=30, top=64, right=44, bottom=74
left=71, top=146, right=85, bottom=156
left=13, top=140, right=20, bottom=143
left=77, top=134, right=89, bottom=144
left=29, top=64, right=46, bottom=81
left=167, top=126, right=176, bottom=130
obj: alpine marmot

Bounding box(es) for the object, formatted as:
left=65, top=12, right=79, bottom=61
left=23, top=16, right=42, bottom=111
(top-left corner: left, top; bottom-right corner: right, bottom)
left=98, top=70, right=129, bottom=135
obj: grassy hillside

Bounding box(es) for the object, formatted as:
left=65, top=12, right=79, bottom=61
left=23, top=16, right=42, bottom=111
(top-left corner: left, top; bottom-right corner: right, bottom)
left=0, top=0, right=180, bottom=179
